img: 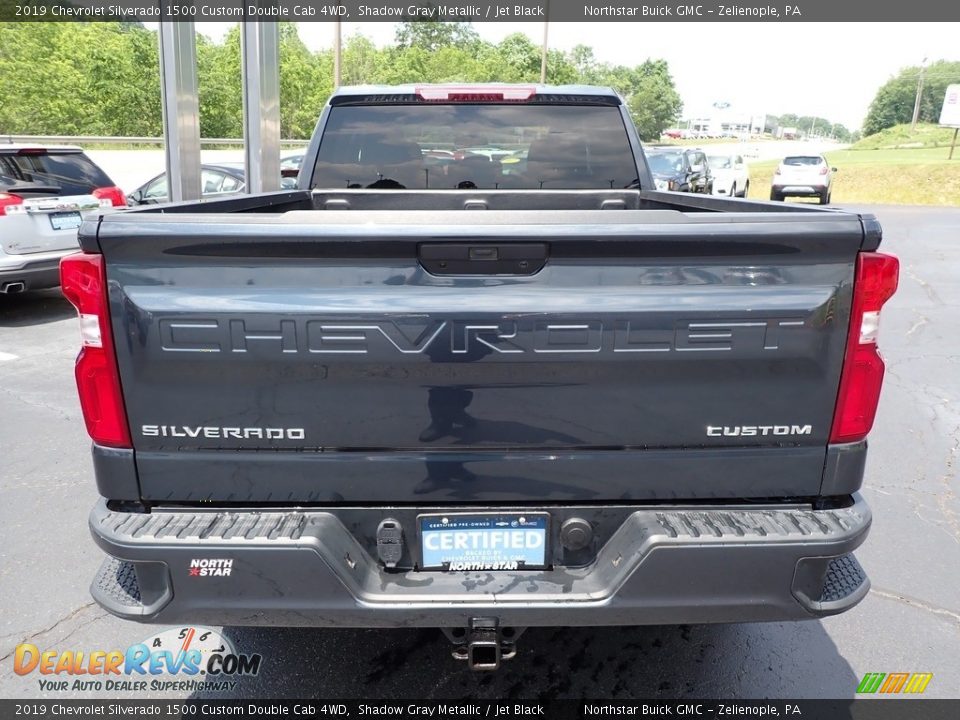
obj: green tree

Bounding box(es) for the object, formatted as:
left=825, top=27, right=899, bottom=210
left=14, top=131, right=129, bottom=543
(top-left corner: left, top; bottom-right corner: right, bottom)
left=796, top=116, right=832, bottom=136
left=341, top=34, right=384, bottom=86
left=0, top=22, right=685, bottom=145
left=197, top=28, right=241, bottom=138
left=777, top=113, right=800, bottom=129
left=0, top=22, right=162, bottom=136
left=570, top=45, right=598, bottom=82
left=494, top=33, right=542, bottom=82
left=395, top=20, right=479, bottom=52
left=863, top=61, right=960, bottom=136
left=621, top=60, right=683, bottom=141
left=829, top=123, right=852, bottom=142
left=544, top=50, right=578, bottom=85
left=0, top=24, right=76, bottom=134
left=278, top=23, right=332, bottom=138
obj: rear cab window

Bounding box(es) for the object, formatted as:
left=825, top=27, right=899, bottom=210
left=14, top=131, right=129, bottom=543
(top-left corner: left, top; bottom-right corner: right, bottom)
left=0, top=150, right=114, bottom=196
left=310, top=102, right=639, bottom=190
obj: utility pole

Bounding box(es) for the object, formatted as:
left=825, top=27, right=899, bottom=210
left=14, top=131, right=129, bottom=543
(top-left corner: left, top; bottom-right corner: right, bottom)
left=334, top=21, right=342, bottom=89
left=911, top=57, right=928, bottom=130
left=540, top=20, right=549, bottom=83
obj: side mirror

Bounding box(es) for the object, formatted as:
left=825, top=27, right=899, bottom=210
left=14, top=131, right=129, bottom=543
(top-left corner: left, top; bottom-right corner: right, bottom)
left=831, top=167, right=838, bottom=172
left=126, top=190, right=142, bottom=206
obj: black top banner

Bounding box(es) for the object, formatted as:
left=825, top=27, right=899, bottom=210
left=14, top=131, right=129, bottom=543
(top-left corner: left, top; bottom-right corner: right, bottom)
left=2, top=0, right=960, bottom=22
left=2, top=699, right=960, bottom=719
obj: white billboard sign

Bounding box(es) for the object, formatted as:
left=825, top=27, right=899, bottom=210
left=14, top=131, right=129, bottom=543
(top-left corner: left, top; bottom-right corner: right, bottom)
left=940, top=84, right=960, bottom=127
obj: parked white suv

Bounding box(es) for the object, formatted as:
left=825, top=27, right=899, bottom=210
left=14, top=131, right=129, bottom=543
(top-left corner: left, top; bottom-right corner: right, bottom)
left=0, top=145, right=125, bottom=293
left=770, top=155, right=835, bottom=205
left=706, top=152, right=750, bottom=198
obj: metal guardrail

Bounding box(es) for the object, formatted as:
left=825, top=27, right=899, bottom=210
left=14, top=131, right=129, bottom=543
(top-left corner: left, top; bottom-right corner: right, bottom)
left=1, top=135, right=308, bottom=147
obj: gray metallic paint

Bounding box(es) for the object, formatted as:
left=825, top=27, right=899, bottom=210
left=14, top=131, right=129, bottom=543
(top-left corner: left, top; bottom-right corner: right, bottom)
left=89, top=209, right=867, bottom=503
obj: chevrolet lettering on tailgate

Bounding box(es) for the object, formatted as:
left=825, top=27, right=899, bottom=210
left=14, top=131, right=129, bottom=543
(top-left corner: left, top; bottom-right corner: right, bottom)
left=159, top=317, right=808, bottom=355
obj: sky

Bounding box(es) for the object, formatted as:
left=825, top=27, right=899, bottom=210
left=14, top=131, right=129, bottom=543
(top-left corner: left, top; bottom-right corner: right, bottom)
left=191, top=22, right=959, bottom=130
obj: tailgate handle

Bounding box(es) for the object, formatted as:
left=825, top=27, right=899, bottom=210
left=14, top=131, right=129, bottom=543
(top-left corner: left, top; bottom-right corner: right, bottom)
left=419, top=243, right=547, bottom=275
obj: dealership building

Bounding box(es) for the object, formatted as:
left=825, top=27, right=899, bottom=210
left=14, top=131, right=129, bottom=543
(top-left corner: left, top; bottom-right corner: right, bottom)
left=684, top=104, right=777, bottom=137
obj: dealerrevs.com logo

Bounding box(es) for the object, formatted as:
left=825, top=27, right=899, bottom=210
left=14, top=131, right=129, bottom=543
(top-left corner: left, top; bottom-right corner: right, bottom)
left=856, top=672, right=934, bottom=694
left=14, top=627, right=261, bottom=693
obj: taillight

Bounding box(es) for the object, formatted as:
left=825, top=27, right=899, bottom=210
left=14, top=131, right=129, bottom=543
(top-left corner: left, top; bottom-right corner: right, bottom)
left=830, top=252, right=899, bottom=443
left=0, top=192, right=25, bottom=216
left=93, top=186, right=127, bottom=208
left=60, top=254, right=131, bottom=448
left=774, top=167, right=781, bottom=175
left=819, top=166, right=829, bottom=175
left=415, top=86, right=536, bottom=102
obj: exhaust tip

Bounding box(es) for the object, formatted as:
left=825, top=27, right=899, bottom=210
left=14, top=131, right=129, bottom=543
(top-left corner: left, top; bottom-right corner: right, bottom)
left=1, top=281, right=26, bottom=294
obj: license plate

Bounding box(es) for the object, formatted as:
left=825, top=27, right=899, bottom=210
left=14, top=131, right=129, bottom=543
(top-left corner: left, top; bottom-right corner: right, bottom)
left=49, top=212, right=82, bottom=231
left=419, top=513, right=549, bottom=571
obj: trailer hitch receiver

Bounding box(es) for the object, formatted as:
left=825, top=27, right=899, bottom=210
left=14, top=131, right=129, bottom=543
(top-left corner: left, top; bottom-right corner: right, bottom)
left=445, top=619, right=524, bottom=671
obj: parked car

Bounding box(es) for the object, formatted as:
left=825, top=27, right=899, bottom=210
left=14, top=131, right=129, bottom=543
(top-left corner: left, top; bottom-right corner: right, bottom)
left=771, top=155, right=836, bottom=204
left=70, top=84, right=896, bottom=671
left=646, top=147, right=713, bottom=193
left=0, top=144, right=125, bottom=293
left=706, top=152, right=750, bottom=198
left=126, top=163, right=297, bottom=205
left=280, top=154, right=303, bottom=179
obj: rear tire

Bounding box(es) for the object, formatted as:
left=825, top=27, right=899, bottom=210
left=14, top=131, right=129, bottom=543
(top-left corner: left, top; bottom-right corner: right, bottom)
left=819, top=189, right=830, bottom=205
left=770, top=191, right=783, bottom=202
left=740, top=181, right=750, bottom=198
left=730, top=183, right=737, bottom=198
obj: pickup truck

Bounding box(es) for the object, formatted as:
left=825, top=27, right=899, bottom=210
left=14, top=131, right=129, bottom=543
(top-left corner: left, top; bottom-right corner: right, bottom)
left=65, top=85, right=898, bottom=671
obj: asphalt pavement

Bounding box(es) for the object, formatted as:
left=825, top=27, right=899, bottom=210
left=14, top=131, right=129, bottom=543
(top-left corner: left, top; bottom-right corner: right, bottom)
left=0, top=204, right=957, bottom=700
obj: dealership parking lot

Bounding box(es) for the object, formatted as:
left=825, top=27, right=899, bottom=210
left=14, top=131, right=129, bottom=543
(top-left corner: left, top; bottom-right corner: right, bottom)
left=1, top=205, right=958, bottom=699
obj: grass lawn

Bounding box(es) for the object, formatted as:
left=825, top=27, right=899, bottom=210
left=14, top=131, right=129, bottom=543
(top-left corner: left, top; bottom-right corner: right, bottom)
left=746, top=145, right=960, bottom=206
left=851, top=123, right=960, bottom=150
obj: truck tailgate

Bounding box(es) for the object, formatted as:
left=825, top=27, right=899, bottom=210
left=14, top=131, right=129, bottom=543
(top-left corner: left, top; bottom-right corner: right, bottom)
left=91, top=209, right=867, bottom=503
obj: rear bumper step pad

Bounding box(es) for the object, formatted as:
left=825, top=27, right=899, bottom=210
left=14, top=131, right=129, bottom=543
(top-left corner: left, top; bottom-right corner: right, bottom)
left=89, top=495, right=871, bottom=627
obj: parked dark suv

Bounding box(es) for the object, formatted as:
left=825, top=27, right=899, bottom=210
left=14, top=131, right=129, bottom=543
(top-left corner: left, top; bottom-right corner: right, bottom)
left=646, top=147, right=713, bottom=194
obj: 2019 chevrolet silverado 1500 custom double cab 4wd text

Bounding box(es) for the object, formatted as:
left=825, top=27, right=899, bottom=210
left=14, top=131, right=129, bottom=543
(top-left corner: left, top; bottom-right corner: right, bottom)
left=65, top=85, right=898, bottom=671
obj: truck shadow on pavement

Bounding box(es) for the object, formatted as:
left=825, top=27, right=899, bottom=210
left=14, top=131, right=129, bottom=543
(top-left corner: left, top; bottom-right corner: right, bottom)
left=0, top=289, right=74, bottom=327
left=202, top=623, right=858, bottom=704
